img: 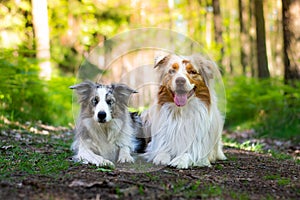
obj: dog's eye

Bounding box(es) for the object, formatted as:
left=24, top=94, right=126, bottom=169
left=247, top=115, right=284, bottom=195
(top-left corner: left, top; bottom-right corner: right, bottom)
left=189, top=70, right=198, bottom=75
left=168, top=69, right=176, bottom=74
left=106, top=99, right=114, bottom=105
left=91, top=97, right=99, bottom=106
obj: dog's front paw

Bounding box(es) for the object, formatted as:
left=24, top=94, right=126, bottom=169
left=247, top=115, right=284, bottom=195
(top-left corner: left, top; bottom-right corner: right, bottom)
left=169, top=153, right=191, bottom=169
left=74, top=154, right=115, bottom=168
left=194, top=157, right=211, bottom=167
left=153, top=152, right=171, bottom=165
left=118, top=147, right=134, bottom=163
left=217, top=150, right=227, bottom=161
left=118, top=155, right=134, bottom=163
left=96, top=158, right=115, bottom=168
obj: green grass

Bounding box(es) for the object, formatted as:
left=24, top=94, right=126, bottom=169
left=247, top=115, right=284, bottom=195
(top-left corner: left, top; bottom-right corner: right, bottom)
left=214, top=163, right=224, bottom=170
left=185, top=184, right=223, bottom=199
left=223, top=137, right=263, bottom=153
left=263, top=174, right=291, bottom=186
left=96, top=167, right=114, bottom=172
left=145, top=172, right=160, bottom=181
left=0, top=129, right=73, bottom=180
left=267, top=149, right=293, bottom=161
left=229, top=191, right=250, bottom=200
left=223, top=137, right=299, bottom=163
left=138, top=185, right=145, bottom=195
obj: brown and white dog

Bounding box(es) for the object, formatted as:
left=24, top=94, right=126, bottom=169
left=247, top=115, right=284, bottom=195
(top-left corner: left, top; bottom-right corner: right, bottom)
left=143, top=54, right=226, bottom=169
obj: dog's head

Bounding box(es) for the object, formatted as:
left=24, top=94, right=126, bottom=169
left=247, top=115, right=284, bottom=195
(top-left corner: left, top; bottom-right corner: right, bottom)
left=154, top=54, right=214, bottom=107
left=70, top=81, right=136, bottom=123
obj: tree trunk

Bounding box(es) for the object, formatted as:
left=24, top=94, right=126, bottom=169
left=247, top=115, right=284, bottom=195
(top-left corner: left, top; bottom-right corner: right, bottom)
left=249, top=0, right=257, bottom=77
left=238, top=0, right=250, bottom=75
left=282, top=0, right=300, bottom=85
left=212, top=0, right=224, bottom=68
left=254, top=0, right=270, bottom=78
left=31, top=0, right=51, bottom=79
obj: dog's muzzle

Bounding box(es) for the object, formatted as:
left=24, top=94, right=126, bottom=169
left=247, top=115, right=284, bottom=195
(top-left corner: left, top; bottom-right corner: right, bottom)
left=173, top=77, right=194, bottom=107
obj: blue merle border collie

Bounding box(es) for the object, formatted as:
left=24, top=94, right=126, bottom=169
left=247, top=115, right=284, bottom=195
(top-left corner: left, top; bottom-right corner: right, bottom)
left=70, top=81, right=144, bottom=167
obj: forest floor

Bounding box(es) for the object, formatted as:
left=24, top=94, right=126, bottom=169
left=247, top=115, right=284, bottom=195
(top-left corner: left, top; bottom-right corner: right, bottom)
left=0, top=121, right=299, bottom=200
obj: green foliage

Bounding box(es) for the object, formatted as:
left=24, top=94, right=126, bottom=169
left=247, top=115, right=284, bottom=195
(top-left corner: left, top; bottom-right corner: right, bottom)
left=48, top=0, right=130, bottom=72
left=225, top=76, right=300, bottom=140
left=223, top=137, right=264, bottom=153
left=0, top=49, right=50, bottom=123
left=0, top=49, right=75, bottom=126
left=96, top=167, right=113, bottom=172
left=46, top=76, right=76, bottom=126
left=0, top=0, right=33, bottom=49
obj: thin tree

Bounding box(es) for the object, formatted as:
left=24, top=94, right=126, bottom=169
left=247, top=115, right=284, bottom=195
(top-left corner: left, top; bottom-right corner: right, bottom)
left=282, top=0, right=300, bottom=85
left=31, top=0, right=51, bottom=79
left=249, top=0, right=257, bottom=77
left=212, top=0, right=224, bottom=68
left=254, top=0, right=270, bottom=78
left=238, top=0, right=250, bottom=75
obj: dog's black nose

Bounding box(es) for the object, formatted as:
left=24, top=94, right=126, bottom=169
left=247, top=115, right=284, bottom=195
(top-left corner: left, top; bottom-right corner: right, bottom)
left=97, top=111, right=106, bottom=121
left=175, top=77, right=186, bottom=85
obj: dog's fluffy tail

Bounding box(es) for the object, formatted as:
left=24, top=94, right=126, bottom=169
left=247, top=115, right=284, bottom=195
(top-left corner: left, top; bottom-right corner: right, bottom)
left=130, top=112, right=148, bottom=153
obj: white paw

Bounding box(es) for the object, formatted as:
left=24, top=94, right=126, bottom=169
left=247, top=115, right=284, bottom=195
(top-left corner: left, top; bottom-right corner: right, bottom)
left=153, top=152, right=171, bottom=165
left=194, top=157, right=212, bottom=167
left=118, top=154, right=134, bottom=163
left=217, top=151, right=227, bottom=161
left=118, top=147, right=134, bottom=163
left=95, top=158, right=115, bottom=167
left=74, top=154, right=115, bottom=167
left=169, top=153, right=191, bottom=169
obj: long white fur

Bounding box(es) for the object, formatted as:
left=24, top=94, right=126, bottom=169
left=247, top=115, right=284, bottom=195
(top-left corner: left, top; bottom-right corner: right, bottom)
left=143, top=54, right=226, bottom=169
left=72, top=117, right=134, bottom=167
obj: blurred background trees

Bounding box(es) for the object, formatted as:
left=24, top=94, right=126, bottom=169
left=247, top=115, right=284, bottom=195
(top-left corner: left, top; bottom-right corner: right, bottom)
left=0, top=0, right=299, bottom=141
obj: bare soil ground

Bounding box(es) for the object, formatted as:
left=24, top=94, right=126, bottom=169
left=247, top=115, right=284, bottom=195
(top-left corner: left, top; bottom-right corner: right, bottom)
left=0, top=126, right=299, bottom=200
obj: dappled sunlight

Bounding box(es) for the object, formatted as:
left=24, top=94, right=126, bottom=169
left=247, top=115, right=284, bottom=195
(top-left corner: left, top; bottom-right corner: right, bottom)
left=0, top=0, right=299, bottom=198
left=0, top=116, right=72, bottom=135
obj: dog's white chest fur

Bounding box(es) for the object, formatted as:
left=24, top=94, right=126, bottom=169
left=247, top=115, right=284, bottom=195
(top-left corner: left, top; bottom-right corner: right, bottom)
left=145, top=97, right=226, bottom=168
left=146, top=98, right=210, bottom=160
left=82, top=118, right=121, bottom=160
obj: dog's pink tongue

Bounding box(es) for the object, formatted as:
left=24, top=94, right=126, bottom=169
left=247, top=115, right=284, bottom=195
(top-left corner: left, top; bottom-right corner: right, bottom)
left=174, top=93, right=188, bottom=107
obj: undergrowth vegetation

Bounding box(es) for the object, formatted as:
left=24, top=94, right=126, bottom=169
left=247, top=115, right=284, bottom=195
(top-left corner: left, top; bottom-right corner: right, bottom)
left=225, top=76, right=300, bottom=141
left=0, top=50, right=75, bottom=126
left=0, top=49, right=299, bottom=143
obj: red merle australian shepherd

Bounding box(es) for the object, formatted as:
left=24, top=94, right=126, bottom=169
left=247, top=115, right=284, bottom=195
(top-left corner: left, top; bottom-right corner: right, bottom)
left=142, top=54, right=227, bottom=169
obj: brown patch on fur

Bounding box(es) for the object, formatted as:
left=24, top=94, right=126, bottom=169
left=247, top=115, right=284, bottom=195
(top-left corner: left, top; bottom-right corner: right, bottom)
left=184, top=62, right=211, bottom=108
left=157, top=85, right=174, bottom=105
left=157, top=74, right=174, bottom=105
left=172, top=63, right=179, bottom=70
left=182, top=60, right=190, bottom=65
left=187, top=73, right=211, bottom=108
left=185, top=63, right=198, bottom=75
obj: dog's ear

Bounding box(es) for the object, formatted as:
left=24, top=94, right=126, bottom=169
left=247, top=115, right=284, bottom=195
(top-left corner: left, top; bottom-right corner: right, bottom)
left=69, top=81, right=96, bottom=102
left=190, top=54, right=214, bottom=86
left=154, top=54, right=170, bottom=68
left=112, top=83, right=137, bottom=106
left=112, top=83, right=137, bottom=95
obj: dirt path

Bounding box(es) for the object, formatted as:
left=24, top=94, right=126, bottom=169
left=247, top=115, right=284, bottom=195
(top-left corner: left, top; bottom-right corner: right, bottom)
left=0, top=128, right=299, bottom=200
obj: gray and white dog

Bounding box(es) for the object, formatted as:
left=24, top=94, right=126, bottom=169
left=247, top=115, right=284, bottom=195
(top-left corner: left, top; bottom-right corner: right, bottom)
left=70, top=81, right=142, bottom=167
